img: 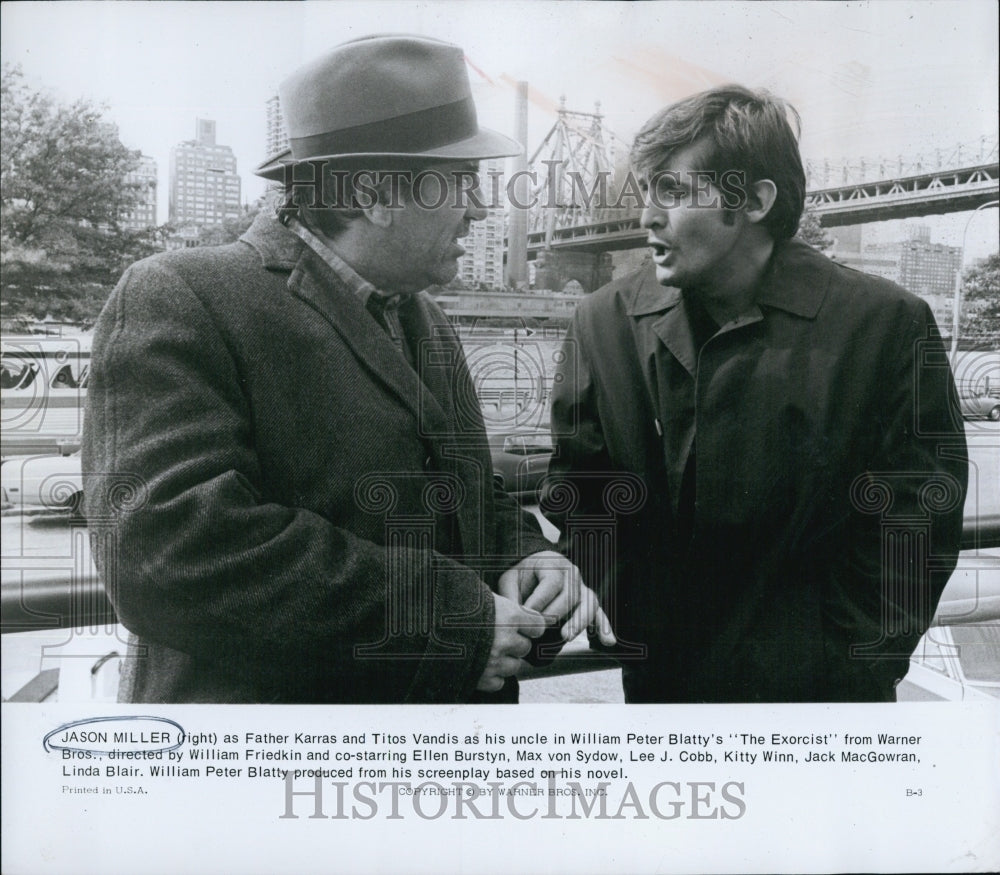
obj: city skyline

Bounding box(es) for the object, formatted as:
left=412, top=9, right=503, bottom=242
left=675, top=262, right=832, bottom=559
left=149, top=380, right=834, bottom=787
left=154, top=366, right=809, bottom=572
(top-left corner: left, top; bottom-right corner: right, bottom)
left=2, top=1, right=997, bottom=262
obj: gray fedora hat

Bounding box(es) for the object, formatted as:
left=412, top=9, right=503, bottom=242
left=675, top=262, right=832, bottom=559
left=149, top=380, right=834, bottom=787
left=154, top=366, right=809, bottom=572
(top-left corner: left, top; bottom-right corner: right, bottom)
left=255, top=34, right=521, bottom=181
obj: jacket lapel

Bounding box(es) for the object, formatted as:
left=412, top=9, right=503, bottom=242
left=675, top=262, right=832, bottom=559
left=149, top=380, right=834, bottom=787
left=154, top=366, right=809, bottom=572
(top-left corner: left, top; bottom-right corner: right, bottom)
left=241, top=214, right=447, bottom=430
left=401, top=297, right=454, bottom=418
left=624, top=269, right=698, bottom=378
left=241, top=214, right=480, bottom=554
left=402, top=297, right=491, bottom=560
left=650, top=303, right=699, bottom=378
left=285, top=249, right=449, bottom=435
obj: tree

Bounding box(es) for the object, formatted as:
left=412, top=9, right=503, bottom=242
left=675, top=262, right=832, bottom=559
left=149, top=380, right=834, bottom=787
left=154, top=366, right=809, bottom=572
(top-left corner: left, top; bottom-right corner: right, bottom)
left=1, top=65, right=146, bottom=323
left=1, top=226, right=162, bottom=325
left=196, top=202, right=263, bottom=247
left=795, top=205, right=835, bottom=253
left=960, top=252, right=1000, bottom=344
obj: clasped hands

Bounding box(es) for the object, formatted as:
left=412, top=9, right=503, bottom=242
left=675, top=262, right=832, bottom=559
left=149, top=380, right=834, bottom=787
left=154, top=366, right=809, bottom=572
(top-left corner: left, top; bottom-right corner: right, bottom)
left=476, top=550, right=616, bottom=692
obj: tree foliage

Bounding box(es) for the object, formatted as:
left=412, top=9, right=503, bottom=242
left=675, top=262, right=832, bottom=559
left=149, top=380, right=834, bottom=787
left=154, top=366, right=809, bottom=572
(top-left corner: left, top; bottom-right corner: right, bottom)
left=1, top=65, right=143, bottom=245
left=960, top=251, right=1000, bottom=344
left=197, top=202, right=262, bottom=247
left=795, top=205, right=835, bottom=253
left=1, top=65, right=149, bottom=324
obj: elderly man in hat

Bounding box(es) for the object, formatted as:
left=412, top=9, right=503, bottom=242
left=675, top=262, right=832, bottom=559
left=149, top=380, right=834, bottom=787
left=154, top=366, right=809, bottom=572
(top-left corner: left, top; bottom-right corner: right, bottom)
left=82, top=35, right=612, bottom=704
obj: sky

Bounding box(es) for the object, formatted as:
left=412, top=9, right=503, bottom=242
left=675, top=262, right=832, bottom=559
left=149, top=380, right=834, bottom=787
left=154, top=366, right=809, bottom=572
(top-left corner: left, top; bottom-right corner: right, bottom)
left=2, top=0, right=998, bottom=261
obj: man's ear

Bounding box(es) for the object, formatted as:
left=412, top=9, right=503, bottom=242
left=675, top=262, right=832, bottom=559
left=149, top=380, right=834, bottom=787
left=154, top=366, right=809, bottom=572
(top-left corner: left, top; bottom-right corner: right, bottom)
left=745, top=179, right=777, bottom=225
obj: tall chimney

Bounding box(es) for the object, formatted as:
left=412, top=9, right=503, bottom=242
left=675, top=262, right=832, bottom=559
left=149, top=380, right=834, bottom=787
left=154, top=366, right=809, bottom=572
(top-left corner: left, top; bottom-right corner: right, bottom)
left=505, top=81, right=529, bottom=290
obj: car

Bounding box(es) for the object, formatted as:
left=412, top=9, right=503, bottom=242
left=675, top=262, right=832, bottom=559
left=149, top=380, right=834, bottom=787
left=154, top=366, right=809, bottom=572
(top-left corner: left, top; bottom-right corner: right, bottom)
left=960, top=392, right=1000, bottom=421
left=488, top=430, right=553, bottom=501
left=0, top=452, right=83, bottom=515
left=897, top=622, right=1000, bottom=701
left=895, top=554, right=1000, bottom=701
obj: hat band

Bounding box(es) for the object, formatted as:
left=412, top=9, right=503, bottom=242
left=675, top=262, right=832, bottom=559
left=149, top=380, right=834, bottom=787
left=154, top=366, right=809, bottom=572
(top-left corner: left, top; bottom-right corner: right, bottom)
left=289, top=97, right=479, bottom=159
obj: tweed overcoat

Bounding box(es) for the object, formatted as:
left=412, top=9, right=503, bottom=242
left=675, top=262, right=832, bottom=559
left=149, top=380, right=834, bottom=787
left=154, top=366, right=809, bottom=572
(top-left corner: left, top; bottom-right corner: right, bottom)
left=543, top=239, right=968, bottom=702
left=82, top=212, right=552, bottom=703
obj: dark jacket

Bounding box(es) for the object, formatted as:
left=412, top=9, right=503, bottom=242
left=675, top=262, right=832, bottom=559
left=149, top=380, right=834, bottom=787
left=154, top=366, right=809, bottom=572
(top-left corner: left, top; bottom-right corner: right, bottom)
left=82, top=213, right=551, bottom=703
left=544, top=240, right=968, bottom=702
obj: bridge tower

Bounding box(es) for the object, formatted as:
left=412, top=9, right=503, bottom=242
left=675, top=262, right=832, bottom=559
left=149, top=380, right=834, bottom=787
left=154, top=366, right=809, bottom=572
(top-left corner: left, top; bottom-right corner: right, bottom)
left=527, top=97, right=618, bottom=293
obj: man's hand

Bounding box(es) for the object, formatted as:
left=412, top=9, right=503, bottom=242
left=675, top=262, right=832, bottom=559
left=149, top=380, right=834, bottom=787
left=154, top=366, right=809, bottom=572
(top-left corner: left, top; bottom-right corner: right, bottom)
left=476, top=594, right=547, bottom=692
left=497, top=550, right=616, bottom=644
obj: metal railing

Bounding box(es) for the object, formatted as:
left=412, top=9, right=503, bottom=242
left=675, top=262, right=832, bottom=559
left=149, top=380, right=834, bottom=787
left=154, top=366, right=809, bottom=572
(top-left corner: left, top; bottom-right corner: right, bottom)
left=3, top=517, right=998, bottom=692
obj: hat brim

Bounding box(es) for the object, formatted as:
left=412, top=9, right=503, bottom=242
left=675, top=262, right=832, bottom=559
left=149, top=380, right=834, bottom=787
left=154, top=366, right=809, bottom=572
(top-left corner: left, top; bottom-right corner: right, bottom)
left=254, top=126, right=522, bottom=181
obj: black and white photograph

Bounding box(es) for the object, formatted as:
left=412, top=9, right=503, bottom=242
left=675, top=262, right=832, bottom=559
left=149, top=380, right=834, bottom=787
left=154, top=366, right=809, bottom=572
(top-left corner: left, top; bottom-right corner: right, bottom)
left=2, top=1, right=998, bottom=873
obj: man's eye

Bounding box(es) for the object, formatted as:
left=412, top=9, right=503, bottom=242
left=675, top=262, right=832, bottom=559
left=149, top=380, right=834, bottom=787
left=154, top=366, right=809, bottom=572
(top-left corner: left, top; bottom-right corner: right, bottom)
left=453, top=171, right=480, bottom=188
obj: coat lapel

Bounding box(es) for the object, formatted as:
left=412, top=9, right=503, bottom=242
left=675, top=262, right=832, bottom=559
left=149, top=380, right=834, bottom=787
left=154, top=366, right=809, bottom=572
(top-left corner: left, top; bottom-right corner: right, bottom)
left=401, top=297, right=491, bottom=561
left=288, top=246, right=449, bottom=435
left=650, top=302, right=699, bottom=378
left=621, top=265, right=698, bottom=377
left=241, top=213, right=448, bottom=432
left=240, top=213, right=484, bottom=557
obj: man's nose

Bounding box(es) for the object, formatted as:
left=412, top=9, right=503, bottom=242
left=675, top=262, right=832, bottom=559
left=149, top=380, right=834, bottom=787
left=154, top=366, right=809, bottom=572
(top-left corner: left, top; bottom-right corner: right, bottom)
left=464, top=199, right=488, bottom=222
left=639, top=197, right=666, bottom=231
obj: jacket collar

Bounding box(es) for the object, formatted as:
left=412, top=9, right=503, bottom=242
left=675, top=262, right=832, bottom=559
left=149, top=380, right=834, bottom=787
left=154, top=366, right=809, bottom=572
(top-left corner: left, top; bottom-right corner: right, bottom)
left=754, top=238, right=831, bottom=319
left=627, top=239, right=831, bottom=378
left=624, top=263, right=681, bottom=316
left=622, top=238, right=830, bottom=321
left=239, top=210, right=306, bottom=270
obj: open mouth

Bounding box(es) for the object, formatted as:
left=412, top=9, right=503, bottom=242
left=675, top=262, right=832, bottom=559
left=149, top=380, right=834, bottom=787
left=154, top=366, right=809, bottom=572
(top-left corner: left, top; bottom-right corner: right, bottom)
left=648, top=239, right=671, bottom=261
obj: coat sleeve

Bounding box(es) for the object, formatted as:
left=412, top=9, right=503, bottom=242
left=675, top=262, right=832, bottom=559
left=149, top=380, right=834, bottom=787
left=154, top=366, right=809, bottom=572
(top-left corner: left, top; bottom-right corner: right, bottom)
left=491, top=487, right=559, bottom=563
left=82, top=259, right=496, bottom=703
left=828, top=297, right=968, bottom=696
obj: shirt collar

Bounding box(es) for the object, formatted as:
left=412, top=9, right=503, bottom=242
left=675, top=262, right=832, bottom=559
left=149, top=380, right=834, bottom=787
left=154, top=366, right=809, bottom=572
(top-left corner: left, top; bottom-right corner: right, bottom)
left=286, top=217, right=399, bottom=308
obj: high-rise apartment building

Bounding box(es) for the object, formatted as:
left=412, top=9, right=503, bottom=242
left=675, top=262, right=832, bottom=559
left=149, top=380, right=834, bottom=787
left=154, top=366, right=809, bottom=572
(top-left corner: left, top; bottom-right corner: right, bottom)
left=898, top=226, right=963, bottom=298
left=830, top=224, right=962, bottom=329
left=265, top=95, right=290, bottom=160
left=457, top=158, right=505, bottom=289
left=832, top=225, right=962, bottom=293
left=122, top=155, right=158, bottom=231
left=856, top=226, right=963, bottom=297
left=169, top=119, right=242, bottom=226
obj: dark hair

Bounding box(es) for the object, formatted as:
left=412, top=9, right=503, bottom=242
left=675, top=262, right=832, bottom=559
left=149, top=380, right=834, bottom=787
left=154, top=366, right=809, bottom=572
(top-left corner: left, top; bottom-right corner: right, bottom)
left=630, top=85, right=806, bottom=241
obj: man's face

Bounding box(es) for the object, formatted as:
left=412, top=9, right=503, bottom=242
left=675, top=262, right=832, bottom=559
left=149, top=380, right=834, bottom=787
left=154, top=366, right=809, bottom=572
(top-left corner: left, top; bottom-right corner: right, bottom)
left=638, top=140, right=750, bottom=292
left=382, top=161, right=487, bottom=292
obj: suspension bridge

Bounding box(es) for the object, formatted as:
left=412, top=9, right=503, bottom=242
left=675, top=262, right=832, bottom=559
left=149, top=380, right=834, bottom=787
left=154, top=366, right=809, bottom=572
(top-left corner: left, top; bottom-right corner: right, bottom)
left=507, top=98, right=998, bottom=291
